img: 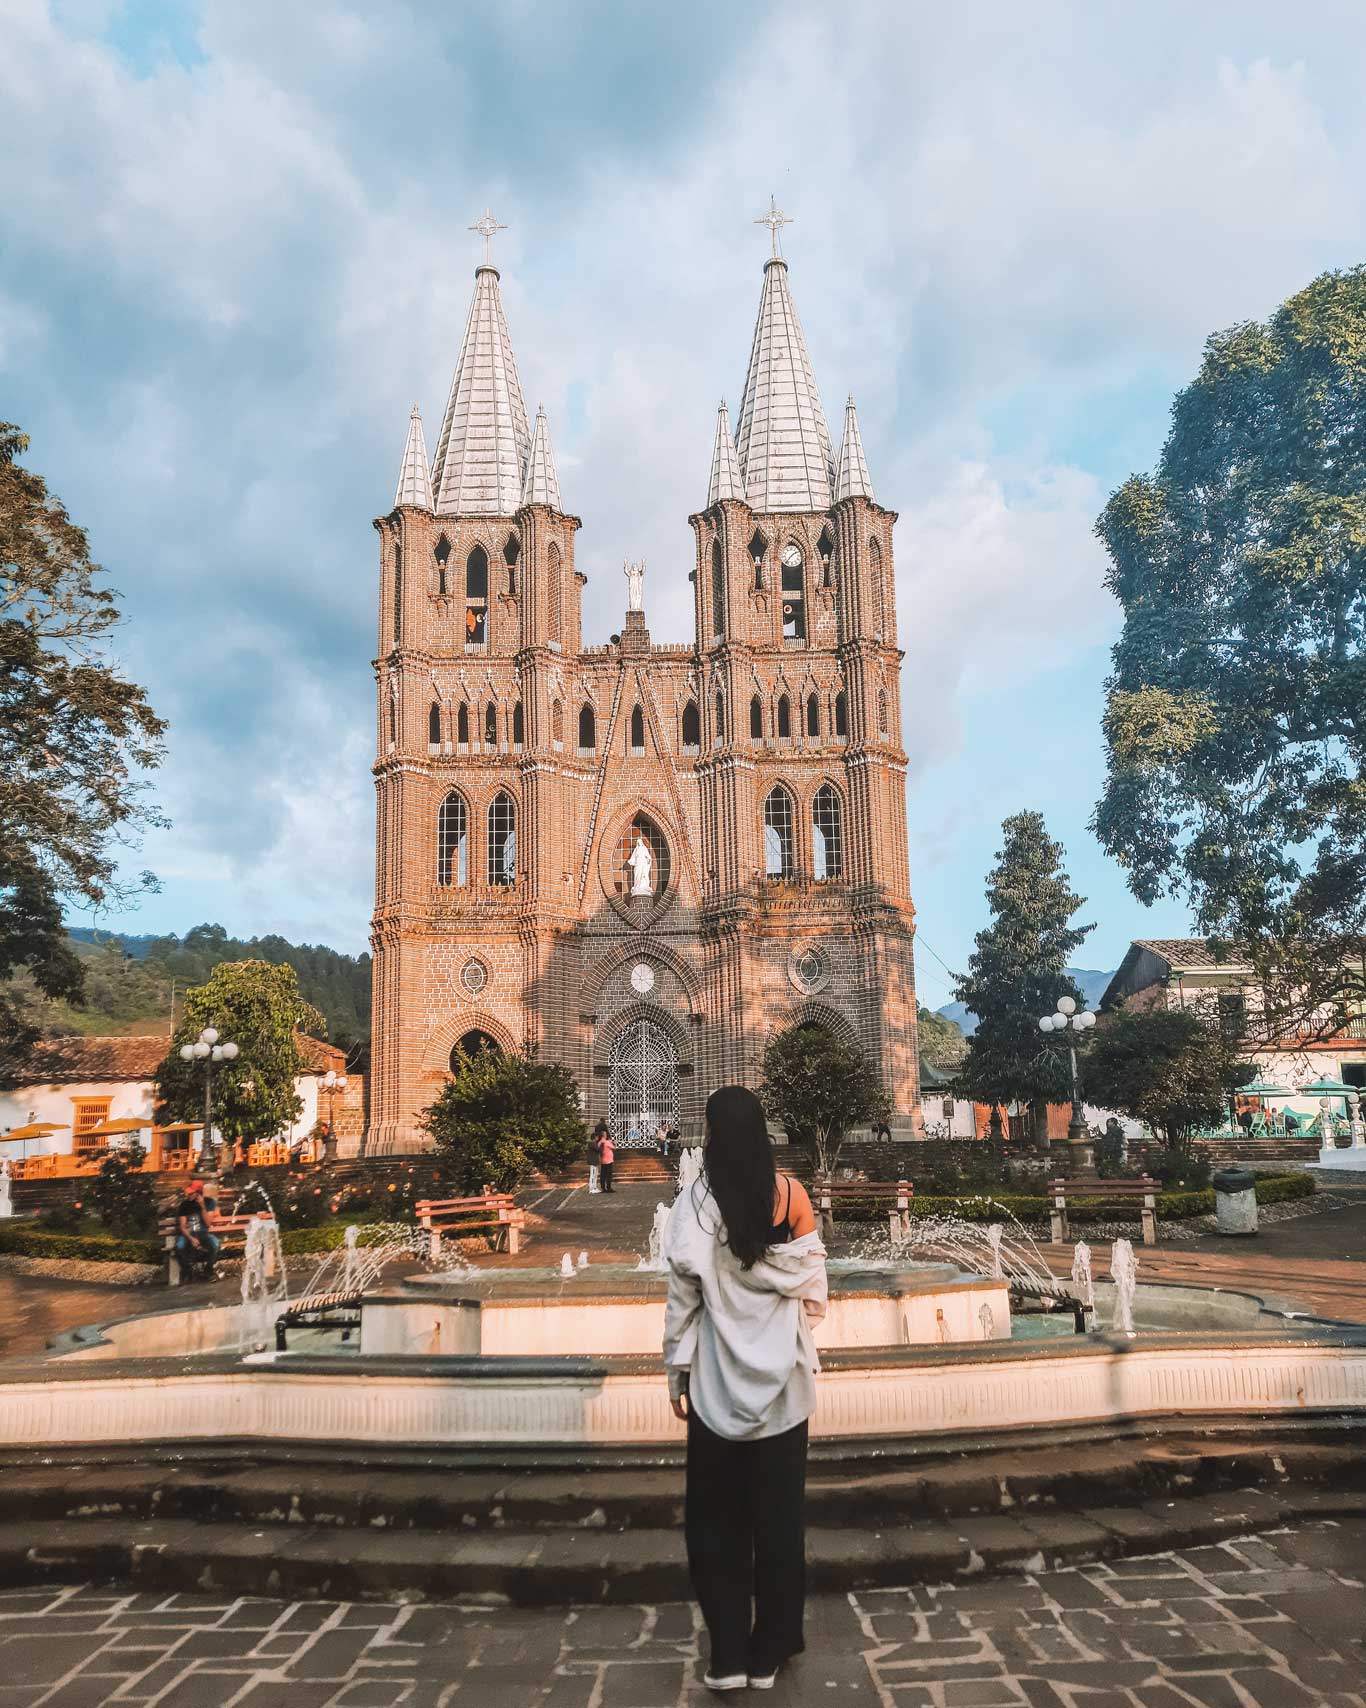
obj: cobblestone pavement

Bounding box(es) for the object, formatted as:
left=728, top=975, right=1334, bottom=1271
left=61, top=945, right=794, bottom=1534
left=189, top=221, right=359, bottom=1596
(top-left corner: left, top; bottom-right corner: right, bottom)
left=1, top=1522, right=1362, bottom=1706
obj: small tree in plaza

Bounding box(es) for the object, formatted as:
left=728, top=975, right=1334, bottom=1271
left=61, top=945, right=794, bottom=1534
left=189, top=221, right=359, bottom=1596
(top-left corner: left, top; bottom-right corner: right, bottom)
left=760, top=1024, right=889, bottom=1177
left=423, top=1047, right=586, bottom=1194
left=953, top=812, right=1094, bottom=1138
left=1084, top=1008, right=1253, bottom=1161
left=154, top=960, right=327, bottom=1153
left=89, top=1139, right=157, bottom=1235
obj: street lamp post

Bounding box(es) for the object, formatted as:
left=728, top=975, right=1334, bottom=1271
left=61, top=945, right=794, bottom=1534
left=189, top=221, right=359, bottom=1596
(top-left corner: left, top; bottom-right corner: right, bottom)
left=1039, top=998, right=1097, bottom=1166
left=179, top=1027, right=239, bottom=1171
left=319, top=1070, right=348, bottom=1163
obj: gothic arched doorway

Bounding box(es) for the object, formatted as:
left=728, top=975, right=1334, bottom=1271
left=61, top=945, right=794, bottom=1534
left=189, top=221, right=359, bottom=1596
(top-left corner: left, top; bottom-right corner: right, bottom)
left=450, top=1030, right=500, bottom=1072
left=609, top=1017, right=679, bottom=1146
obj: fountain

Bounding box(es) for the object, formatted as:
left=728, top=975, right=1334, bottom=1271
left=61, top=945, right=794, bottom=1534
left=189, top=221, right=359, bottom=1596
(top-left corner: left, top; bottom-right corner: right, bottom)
left=238, top=1215, right=287, bottom=1352
left=559, top=1252, right=575, bottom=1279
left=675, top=1144, right=703, bottom=1196
left=577, top=1250, right=589, bottom=1270
left=1110, top=1237, right=1138, bottom=1337
left=0, top=1158, right=11, bottom=1220
left=637, top=1203, right=672, bottom=1272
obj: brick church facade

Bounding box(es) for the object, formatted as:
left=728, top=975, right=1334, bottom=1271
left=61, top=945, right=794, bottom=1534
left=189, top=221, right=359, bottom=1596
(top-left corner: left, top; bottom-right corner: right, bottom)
left=365, top=220, right=920, bottom=1153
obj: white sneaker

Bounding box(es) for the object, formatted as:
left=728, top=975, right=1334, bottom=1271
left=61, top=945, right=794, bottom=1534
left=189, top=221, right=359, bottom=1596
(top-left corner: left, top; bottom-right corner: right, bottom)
left=703, top=1672, right=748, bottom=1691
left=749, top=1671, right=778, bottom=1690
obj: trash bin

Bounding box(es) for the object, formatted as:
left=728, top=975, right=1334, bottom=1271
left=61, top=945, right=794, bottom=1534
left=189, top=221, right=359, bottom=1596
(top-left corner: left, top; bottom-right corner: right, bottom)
left=1212, top=1165, right=1258, bottom=1235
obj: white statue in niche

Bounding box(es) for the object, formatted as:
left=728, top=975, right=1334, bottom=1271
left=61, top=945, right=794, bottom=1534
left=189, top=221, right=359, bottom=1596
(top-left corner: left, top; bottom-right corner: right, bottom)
left=624, top=559, right=645, bottom=612
left=627, top=833, right=654, bottom=896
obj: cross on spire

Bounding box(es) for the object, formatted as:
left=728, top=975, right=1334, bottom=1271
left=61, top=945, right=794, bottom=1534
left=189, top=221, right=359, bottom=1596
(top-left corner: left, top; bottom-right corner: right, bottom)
left=754, top=194, right=792, bottom=259
left=469, top=207, right=507, bottom=265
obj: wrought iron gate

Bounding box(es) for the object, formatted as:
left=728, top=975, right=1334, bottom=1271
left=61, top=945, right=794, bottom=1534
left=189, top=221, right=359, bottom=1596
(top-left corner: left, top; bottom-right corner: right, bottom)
left=608, top=1018, right=680, bottom=1146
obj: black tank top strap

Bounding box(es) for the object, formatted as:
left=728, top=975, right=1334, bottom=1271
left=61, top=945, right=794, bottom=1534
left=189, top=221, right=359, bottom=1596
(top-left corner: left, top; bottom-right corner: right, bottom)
left=770, top=1174, right=794, bottom=1242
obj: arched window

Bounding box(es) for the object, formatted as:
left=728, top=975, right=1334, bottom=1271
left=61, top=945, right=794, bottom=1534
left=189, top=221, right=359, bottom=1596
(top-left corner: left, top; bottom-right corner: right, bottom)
left=878, top=688, right=889, bottom=737
left=681, top=699, right=701, bottom=752
left=387, top=688, right=397, bottom=748
left=711, top=539, right=725, bottom=639
left=392, top=542, right=403, bottom=645
left=465, top=545, right=488, bottom=646
left=812, top=784, right=843, bottom=882
left=578, top=703, right=596, bottom=752
left=806, top=693, right=820, bottom=738
left=776, top=694, right=791, bottom=740
left=781, top=544, right=806, bottom=640
left=457, top=702, right=470, bottom=746
left=434, top=535, right=452, bottom=596
left=437, top=792, right=468, bottom=887
left=763, top=786, right=795, bottom=880
left=714, top=693, right=725, bottom=740
left=870, top=536, right=884, bottom=635
left=749, top=529, right=767, bottom=590
left=615, top=813, right=671, bottom=897
left=485, top=703, right=498, bottom=747
left=504, top=532, right=520, bottom=597
left=450, top=1029, right=499, bottom=1071
left=835, top=691, right=848, bottom=737
left=428, top=702, right=442, bottom=747
left=512, top=701, right=524, bottom=748
left=548, top=541, right=562, bottom=643
left=488, top=792, right=516, bottom=885
left=817, top=525, right=835, bottom=589
left=552, top=699, right=564, bottom=747
left=750, top=695, right=763, bottom=740
left=629, top=704, right=645, bottom=754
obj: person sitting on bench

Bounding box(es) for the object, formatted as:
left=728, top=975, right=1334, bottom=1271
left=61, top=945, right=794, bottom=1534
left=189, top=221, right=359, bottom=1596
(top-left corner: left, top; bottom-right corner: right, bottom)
left=175, top=1179, right=220, bottom=1281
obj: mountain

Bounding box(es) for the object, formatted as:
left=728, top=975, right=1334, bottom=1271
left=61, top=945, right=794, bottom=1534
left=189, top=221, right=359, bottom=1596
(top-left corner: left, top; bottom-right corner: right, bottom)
left=935, top=967, right=1115, bottom=1036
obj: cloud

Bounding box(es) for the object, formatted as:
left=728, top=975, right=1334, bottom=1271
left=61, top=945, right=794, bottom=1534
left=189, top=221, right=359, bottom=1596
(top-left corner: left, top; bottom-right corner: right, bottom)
left=2, top=0, right=1364, bottom=969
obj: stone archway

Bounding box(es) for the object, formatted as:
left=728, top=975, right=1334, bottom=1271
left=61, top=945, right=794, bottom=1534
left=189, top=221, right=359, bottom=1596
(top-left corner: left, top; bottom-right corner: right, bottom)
left=449, top=1029, right=501, bottom=1071
left=608, top=1016, right=680, bottom=1147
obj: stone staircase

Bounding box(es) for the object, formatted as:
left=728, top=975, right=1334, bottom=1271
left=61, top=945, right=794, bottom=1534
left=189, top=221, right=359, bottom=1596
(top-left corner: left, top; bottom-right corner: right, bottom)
left=1, top=1427, right=1364, bottom=1603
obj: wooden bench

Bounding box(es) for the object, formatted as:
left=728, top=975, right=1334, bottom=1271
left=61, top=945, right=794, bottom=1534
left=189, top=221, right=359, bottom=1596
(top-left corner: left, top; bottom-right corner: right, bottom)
left=416, top=1191, right=524, bottom=1260
left=159, top=1198, right=266, bottom=1284
left=1049, top=1177, right=1158, bottom=1247
left=813, top=1175, right=914, bottom=1243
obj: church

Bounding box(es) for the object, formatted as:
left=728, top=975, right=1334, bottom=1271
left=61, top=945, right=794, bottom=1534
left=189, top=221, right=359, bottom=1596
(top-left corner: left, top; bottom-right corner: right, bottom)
left=365, top=207, right=920, bottom=1153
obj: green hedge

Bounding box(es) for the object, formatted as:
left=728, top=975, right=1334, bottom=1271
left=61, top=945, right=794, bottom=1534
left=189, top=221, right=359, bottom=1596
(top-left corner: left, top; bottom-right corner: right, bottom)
left=0, top=1226, right=159, bottom=1264
left=279, top=1223, right=418, bottom=1256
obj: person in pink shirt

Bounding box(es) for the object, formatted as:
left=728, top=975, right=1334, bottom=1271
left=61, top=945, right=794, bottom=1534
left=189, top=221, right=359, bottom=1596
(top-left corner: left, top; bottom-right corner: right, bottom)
left=594, top=1124, right=616, bottom=1192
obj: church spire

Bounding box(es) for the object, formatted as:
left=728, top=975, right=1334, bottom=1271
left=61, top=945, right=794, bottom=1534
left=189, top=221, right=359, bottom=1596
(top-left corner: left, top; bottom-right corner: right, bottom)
left=393, top=403, right=433, bottom=510
left=521, top=404, right=562, bottom=509
left=706, top=399, right=744, bottom=506
left=834, top=394, right=874, bottom=503
left=734, top=238, right=835, bottom=513
left=429, top=257, right=532, bottom=515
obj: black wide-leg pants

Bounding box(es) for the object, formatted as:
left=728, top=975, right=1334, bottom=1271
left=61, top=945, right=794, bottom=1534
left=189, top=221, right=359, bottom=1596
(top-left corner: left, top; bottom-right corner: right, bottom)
left=685, top=1409, right=808, bottom=1677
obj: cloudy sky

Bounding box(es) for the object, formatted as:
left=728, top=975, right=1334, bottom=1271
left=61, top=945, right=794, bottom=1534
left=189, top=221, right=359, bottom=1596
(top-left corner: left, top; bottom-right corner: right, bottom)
left=5, top=0, right=1366, bottom=1004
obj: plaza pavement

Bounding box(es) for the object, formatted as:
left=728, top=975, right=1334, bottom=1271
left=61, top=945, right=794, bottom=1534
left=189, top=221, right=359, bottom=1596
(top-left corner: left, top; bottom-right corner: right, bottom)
left=0, top=1521, right=1362, bottom=1705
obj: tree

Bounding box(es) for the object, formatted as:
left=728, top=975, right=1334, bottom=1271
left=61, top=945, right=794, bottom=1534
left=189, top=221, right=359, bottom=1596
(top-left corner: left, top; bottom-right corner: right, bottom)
left=154, top=961, right=327, bottom=1152
left=1084, top=1008, right=1253, bottom=1153
left=1093, top=267, right=1366, bottom=1039
left=953, top=813, right=1094, bottom=1130
left=760, top=1024, right=890, bottom=1176
left=0, top=424, right=166, bottom=1052
left=423, top=1047, right=586, bottom=1193
left=916, top=1004, right=967, bottom=1071
left=89, top=1140, right=157, bottom=1235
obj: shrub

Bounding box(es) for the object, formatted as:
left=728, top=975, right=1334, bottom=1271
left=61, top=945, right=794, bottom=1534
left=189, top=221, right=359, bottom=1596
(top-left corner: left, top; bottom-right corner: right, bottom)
left=0, top=1226, right=159, bottom=1264
left=90, top=1142, right=158, bottom=1235
left=424, top=1049, right=585, bottom=1194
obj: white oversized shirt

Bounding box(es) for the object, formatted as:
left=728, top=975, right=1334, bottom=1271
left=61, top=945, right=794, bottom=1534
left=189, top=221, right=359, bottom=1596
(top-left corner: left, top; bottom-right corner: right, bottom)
left=662, top=1181, right=828, bottom=1441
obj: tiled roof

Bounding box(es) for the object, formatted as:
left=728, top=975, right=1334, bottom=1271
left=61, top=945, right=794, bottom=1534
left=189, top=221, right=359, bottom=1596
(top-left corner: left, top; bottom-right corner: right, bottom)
left=1132, top=939, right=1250, bottom=970
left=521, top=404, right=561, bottom=509
left=0, top=1032, right=347, bottom=1088
left=834, top=395, right=874, bottom=503
left=393, top=402, right=433, bottom=510
left=706, top=399, right=744, bottom=506
left=0, top=1034, right=170, bottom=1087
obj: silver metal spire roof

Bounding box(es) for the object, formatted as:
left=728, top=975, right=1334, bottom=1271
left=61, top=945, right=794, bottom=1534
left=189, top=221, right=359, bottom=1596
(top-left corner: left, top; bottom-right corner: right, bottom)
left=706, top=398, right=744, bottom=505
left=393, top=402, right=433, bottom=510
left=521, top=404, right=562, bottom=509
left=834, top=394, right=874, bottom=503
left=734, top=258, right=835, bottom=513
left=430, top=265, right=531, bottom=515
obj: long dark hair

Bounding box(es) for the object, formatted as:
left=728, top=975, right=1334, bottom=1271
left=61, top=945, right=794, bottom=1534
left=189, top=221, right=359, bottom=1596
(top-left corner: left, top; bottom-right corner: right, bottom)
left=703, top=1085, right=776, bottom=1269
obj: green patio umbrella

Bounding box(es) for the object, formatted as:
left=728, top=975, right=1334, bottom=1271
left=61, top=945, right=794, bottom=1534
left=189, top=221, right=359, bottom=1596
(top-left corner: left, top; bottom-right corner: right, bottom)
left=1299, top=1075, right=1356, bottom=1096
left=1239, top=1079, right=1292, bottom=1096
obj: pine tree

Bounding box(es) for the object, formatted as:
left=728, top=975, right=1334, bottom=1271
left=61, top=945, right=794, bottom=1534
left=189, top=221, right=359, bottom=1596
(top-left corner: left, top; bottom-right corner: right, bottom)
left=953, top=812, right=1094, bottom=1127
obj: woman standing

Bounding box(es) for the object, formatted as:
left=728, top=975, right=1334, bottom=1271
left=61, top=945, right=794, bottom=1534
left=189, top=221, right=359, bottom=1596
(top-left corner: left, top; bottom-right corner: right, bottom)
left=663, top=1085, right=826, bottom=1692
